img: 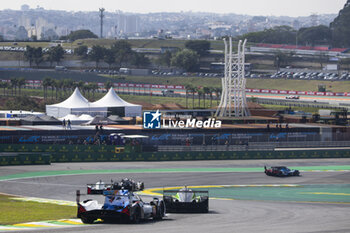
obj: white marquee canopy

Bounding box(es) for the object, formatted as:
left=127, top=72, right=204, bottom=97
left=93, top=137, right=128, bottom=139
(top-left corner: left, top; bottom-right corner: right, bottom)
left=91, top=88, right=142, bottom=117
left=46, top=87, right=142, bottom=118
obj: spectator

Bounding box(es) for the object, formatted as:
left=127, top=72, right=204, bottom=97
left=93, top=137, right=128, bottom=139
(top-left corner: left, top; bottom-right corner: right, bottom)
left=62, top=119, right=66, bottom=129
left=67, top=119, right=72, bottom=130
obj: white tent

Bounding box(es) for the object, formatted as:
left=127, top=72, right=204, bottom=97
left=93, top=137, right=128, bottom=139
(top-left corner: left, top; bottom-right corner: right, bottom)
left=46, top=88, right=106, bottom=118
left=91, top=88, right=142, bottom=117
left=79, top=114, right=94, bottom=121
left=58, top=114, right=86, bottom=125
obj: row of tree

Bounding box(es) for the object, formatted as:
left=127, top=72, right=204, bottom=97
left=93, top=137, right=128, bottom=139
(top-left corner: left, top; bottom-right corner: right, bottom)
left=75, top=40, right=150, bottom=68
left=240, top=2, right=350, bottom=47
left=41, top=77, right=100, bottom=100
left=24, top=45, right=65, bottom=67
left=240, top=25, right=332, bottom=47
left=184, top=84, right=221, bottom=109
left=75, top=39, right=211, bottom=71
left=1, top=77, right=224, bottom=109
left=0, top=77, right=26, bottom=96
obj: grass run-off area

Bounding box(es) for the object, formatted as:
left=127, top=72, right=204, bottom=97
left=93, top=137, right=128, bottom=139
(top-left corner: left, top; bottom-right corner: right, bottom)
left=105, top=75, right=350, bottom=93
left=0, top=194, right=76, bottom=225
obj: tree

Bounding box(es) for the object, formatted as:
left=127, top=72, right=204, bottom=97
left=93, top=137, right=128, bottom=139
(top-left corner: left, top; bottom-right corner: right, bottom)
left=298, top=25, right=331, bottom=46
left=191, top=86, right=198, bottom=109
left=104, top=81, right=113, bottom=91
left=111, top=40, right=133, bottom=67
left=52, top=79, right=60, bottom=100
left=0, top=82, right=9, bottom=96
left=131, top=53, right=150, bottom=68
left=15, top=26, right=28, bottom=40
left=65, top=29, right=98, bottom=41
left=17, top=78, right=26, bottom=96
left=33, top=47, right=44, bottom=68
left=240, top=25, right=297, bottom=44
left=185, top=40, right=210, bottom=56
left=185, top=84, right=194, bottom=109
left=47, top=45, right=65, bottom=66
left=88, top=83, right=99, bottom=99
left=62, top=79, right=74, bottom=97
left=42, top=77, right=52, bottom=99
left=274, top=51, right=290, bottom=71
left=89, top=45, right=106, bottom=68
left=158, top=51, right=172, bottom=67
left=208, top=87, right=214, bottom=107
left=203, top=87, right=211, bottom=108
left=330, top=1, right=350, bottom=47
left=197, top=88, right=204, bottom=108
left=214, top=87, right=222, bottom=105
left=10, top=78, right=18, bottom=96
left=41, top=28, right=59, bottom=41
left=104, top=49, right=115, bottom=69
left=171, top=49, right=199, bottom=72
left=74, top=45, right=88, bottom=58
left=24, top=46, right=35, bottom=67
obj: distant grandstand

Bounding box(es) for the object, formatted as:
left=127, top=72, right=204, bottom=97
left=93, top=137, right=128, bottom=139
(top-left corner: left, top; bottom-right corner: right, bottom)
left=250, top=43, right=350, bottom=56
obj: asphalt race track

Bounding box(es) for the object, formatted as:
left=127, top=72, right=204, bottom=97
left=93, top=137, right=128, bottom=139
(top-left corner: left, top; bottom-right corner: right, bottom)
left=1, top=159, right=350, bottom=233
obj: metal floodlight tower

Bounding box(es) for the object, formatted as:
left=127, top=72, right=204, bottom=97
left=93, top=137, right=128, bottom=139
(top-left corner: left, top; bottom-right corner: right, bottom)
left=99, top=8, right=105, bottom=38
left=215, top=37, right=250, bottom=118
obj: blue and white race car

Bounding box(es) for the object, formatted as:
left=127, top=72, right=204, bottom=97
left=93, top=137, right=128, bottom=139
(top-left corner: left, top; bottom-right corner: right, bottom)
left=77, top=180, right=165, bottom=224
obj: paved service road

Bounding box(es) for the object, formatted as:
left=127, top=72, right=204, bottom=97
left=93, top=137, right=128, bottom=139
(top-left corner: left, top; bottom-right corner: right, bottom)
left=0, top=159, right=350, bottom=233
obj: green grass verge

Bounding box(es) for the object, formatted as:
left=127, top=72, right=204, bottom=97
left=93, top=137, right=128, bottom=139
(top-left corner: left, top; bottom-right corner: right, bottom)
left=0, top=194, right=76, bottom=225
left=105, top=74, right=222, bottom=88
left=246, top=79, right=349, bottom=92
left=105, top=75, right=350, bottom=93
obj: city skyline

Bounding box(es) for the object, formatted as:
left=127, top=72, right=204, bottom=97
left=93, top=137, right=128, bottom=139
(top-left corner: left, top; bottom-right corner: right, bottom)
left=0, top=0, right=346, bottom=17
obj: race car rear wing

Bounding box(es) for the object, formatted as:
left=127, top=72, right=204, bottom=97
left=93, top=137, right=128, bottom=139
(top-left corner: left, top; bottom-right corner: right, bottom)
left=86, top=179, right=144, bottom=194
left=163, top=190, right=209, bottom=195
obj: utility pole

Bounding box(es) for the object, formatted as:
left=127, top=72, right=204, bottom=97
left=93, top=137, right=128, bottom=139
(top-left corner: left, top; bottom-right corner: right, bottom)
left=99, top=8, right=105, bottom=38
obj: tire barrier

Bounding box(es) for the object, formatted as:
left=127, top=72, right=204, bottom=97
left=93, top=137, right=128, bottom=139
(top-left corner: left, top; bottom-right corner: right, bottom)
left=1, top=144, right=350, bottom=165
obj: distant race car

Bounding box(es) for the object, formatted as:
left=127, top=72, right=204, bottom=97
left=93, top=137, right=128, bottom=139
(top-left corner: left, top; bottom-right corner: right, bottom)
left=163, top=187, right=209, bottom=213
left=286, top=95, right=300, bottom=99
left=87, top=178, right=144, bottom=194
left=264, top=166, right=300, bottom=177
left=78, top=179, right=164, bottom=224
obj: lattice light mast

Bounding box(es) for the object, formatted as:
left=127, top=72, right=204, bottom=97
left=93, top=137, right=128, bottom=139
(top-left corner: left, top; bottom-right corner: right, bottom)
left=215, top=37, right=250, bottom=117
left=99, top=8, right=105, bottom=38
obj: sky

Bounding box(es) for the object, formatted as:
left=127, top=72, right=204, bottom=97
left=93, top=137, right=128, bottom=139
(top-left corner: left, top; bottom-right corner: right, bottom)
left=0, top=0, right=346, bottom=17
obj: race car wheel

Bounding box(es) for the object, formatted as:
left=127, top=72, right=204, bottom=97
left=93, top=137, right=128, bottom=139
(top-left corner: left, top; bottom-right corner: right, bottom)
left=81, top=216, right=95, bottom=224
left=154, top=201, right=165, bottom=220
left=132, top=208, right=141, bottom=224
left=294, top=171, right=300, bottom=176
